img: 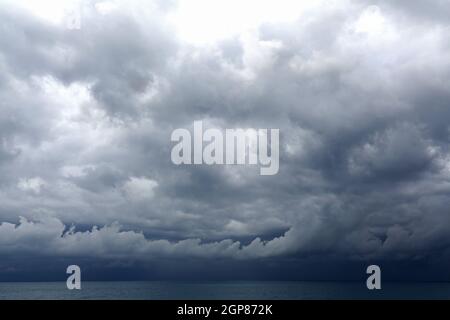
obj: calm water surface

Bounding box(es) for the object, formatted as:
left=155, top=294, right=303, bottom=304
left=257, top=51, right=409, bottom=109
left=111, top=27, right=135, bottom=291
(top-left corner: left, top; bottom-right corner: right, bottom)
left=0, top=281, right=449, bottom=299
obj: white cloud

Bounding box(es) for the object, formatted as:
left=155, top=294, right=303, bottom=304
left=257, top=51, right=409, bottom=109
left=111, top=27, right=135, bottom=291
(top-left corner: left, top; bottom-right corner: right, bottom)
left=17, top=177, right=46, bottom=194
left=95, top=1, right=119, bottom=15
left=122, top=177, right=158, bottom=201
left=169, top=0, right=312, bottom=44
left=60, top=165, right=95, bottom=178
left=0, top=217, right=256, bottom=259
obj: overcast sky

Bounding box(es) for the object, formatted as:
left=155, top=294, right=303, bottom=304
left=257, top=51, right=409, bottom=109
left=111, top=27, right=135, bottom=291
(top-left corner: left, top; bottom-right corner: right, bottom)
left=1, top=0, right=450, bottom=281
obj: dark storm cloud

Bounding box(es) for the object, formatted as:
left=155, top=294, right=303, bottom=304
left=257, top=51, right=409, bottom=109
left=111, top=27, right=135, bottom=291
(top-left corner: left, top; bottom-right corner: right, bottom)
left=1, top=0, right=450, bottom=280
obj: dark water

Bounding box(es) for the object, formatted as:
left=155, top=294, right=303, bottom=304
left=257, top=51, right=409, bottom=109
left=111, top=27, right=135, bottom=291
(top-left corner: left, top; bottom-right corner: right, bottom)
left=0, top=281, right=449, bottom=299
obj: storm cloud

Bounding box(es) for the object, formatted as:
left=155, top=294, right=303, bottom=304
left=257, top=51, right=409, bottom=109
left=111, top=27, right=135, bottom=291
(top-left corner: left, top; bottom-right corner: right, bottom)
left=1, top=0, right=450, bottom=280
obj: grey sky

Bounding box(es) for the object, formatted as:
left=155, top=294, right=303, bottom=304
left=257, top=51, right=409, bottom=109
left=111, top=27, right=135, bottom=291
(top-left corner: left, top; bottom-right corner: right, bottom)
left=1, top=0, right=450, bottom=280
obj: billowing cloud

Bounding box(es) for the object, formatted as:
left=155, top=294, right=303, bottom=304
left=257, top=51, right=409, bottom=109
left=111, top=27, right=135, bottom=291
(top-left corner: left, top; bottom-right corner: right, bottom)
left=1, top=0, right=450, bottom=280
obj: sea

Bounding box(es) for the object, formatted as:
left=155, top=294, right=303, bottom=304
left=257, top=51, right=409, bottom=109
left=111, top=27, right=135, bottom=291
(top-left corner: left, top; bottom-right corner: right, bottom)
left=0, top=281, right=449, bottom=299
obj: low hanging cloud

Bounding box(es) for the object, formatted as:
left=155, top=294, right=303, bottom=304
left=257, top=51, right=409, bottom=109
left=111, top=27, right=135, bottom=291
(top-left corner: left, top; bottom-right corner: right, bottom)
left=0, top=217, right=295, bottom=260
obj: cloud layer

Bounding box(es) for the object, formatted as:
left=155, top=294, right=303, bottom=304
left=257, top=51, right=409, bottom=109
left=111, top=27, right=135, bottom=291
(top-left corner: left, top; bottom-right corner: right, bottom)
left=1, top=0, right=450, bottom=279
